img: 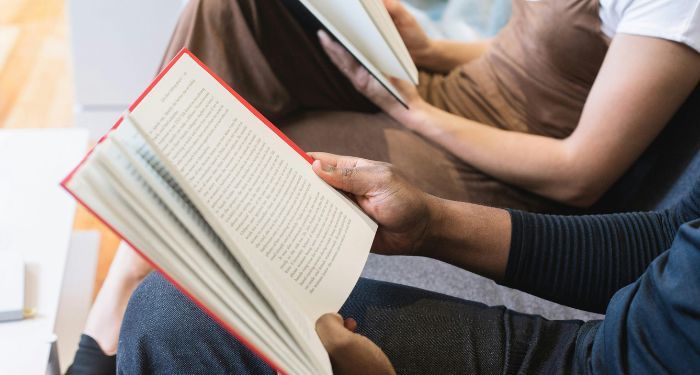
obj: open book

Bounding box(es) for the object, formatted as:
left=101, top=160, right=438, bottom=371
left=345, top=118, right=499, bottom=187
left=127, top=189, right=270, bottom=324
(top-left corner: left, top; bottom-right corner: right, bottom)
left=282, top=0, right=419, bottom=107
left=62, top=49, right=378, bottom=375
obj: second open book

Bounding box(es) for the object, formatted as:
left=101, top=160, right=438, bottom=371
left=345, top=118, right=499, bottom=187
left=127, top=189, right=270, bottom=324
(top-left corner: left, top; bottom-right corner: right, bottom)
left=62, top=50, right=378, bottom=374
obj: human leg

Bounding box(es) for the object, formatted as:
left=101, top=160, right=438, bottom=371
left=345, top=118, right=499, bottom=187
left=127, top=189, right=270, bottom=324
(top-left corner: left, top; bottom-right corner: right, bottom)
left=116, top=273, right=274, bottom=374
left=117, top=273, right=591, bottom=374
left=281, top=110, right=573, bottom=212
left=67, top=243, right=152, bottom=374
left=340, top=278, right=591, bottom=375
left=162, top=0, right=375, bottom=119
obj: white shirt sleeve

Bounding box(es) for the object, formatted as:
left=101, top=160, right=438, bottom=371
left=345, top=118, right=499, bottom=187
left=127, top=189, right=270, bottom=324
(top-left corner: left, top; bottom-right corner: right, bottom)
left=600, top=0, right=700, bottom=53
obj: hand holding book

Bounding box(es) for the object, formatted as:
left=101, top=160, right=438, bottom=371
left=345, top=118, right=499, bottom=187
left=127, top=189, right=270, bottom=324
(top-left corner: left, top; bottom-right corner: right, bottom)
left=318, top=30, right=429, bottom=129
left=309, top=152, right=436, bottom=257
left=316, top=313, right=396, bottom=375
left=381, top=0, right=492, bottom=73
left=307, top=151, right=437, bottom=375
left=381, top=0, right=435, bottom=68
left=307, top=151, right=436, bottom=374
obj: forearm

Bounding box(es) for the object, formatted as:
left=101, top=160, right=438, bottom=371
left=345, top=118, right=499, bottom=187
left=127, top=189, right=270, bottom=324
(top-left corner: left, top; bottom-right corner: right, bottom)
left=70, top=268, right=140, bottom=373
left=414, top=39, right=492, bottom=73
left=83, top=243, right=151, bottom=355
left=406, top=36, right=700, bottom=207
left=421, top=184, right=700, bottom=313
left=503, top=209, right=681, bottom=313
left=421, top=196, right=511, bottom=281
left=407, top=106, right=596, bottom=206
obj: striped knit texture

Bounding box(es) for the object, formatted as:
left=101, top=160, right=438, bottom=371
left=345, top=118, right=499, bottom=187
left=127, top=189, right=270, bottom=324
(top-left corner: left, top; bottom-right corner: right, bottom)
left=503, top=181, right=700, bottom=314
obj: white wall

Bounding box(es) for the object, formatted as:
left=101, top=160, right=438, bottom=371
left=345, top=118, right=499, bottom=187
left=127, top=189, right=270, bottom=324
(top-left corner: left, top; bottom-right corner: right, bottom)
left=68, top=0, right=187, bottom=137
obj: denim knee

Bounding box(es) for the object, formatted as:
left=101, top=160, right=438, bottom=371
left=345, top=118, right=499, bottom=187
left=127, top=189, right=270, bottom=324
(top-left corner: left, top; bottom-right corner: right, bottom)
left=117, top=272, right=273, bottom=374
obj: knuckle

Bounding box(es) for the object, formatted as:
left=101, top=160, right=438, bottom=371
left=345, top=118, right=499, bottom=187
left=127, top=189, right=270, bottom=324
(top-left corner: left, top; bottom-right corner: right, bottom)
left=341, top=167, right=355, bottom=179
left=353, top=77, right=367, bottom=91
left=341, top=167, right=356, bottom=189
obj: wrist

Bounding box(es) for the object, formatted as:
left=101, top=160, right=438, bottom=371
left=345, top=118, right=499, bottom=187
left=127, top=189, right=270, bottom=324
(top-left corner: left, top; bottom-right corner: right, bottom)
left=418, top=197, right=478, bottom=263
left=415, top=194, right=448, bottom=257
left=419, top=198, right=512, bottom=280
left=401, top=100, right=436, bottom=132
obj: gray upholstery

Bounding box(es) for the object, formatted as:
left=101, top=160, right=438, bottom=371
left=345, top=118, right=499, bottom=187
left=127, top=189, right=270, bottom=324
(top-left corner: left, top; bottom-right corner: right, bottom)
left=657, top=148, right=700, bottom=209
left=361, top=255, right=605, bottom=320
left=361, top=87, right=699, bottom=321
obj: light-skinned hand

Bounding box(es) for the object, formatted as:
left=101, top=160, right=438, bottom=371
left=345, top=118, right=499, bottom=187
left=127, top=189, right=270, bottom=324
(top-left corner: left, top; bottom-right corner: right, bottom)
left=317, top=30, right=431, bottom=129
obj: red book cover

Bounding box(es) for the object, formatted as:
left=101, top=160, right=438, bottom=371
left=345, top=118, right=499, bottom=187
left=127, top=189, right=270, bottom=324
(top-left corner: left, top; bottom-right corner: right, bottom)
left=61, top=48, right=317, bottom=375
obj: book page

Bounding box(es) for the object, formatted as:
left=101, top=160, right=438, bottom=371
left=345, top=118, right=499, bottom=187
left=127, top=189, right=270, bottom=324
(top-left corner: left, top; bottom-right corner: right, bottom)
left=130, top=52, right=377, bottom=321
left=67, top=136, right=313, bottom=374
left=107, top=122, right=317, bottom=371
left=359, top=0, right=419, bottom=83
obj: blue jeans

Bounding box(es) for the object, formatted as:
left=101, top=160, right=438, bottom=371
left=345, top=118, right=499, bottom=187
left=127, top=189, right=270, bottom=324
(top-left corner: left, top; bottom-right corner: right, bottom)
left=118, top=273, right=595, bottom=374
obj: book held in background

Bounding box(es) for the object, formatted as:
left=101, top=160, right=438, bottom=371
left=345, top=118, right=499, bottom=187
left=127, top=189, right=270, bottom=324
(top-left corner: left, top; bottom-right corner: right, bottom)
left=62, top=48, right=378, bottom=374
left=282, top=0, right=419, bottom=106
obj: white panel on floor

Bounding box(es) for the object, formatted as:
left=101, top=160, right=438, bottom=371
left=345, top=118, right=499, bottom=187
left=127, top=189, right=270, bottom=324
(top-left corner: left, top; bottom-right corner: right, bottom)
left=55, top=230, right=101, bottom=373
left=0, top=129, right=87, bottom=375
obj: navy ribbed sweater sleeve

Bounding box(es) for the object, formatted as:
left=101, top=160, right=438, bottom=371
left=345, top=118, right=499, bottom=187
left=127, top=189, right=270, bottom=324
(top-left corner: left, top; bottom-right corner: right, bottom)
left=501, top=182, right=700, bottom=314
left=589, top=219, right=700, bottom=373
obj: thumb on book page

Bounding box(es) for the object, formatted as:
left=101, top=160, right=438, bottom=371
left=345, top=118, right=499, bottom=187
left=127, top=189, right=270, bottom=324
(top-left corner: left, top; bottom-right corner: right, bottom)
left=311, top=158, right=381, bottom=197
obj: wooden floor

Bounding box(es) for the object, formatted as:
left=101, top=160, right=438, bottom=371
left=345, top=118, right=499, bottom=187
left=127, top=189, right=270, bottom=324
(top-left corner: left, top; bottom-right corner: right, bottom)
left=0, top=0, right=120, bottom=296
